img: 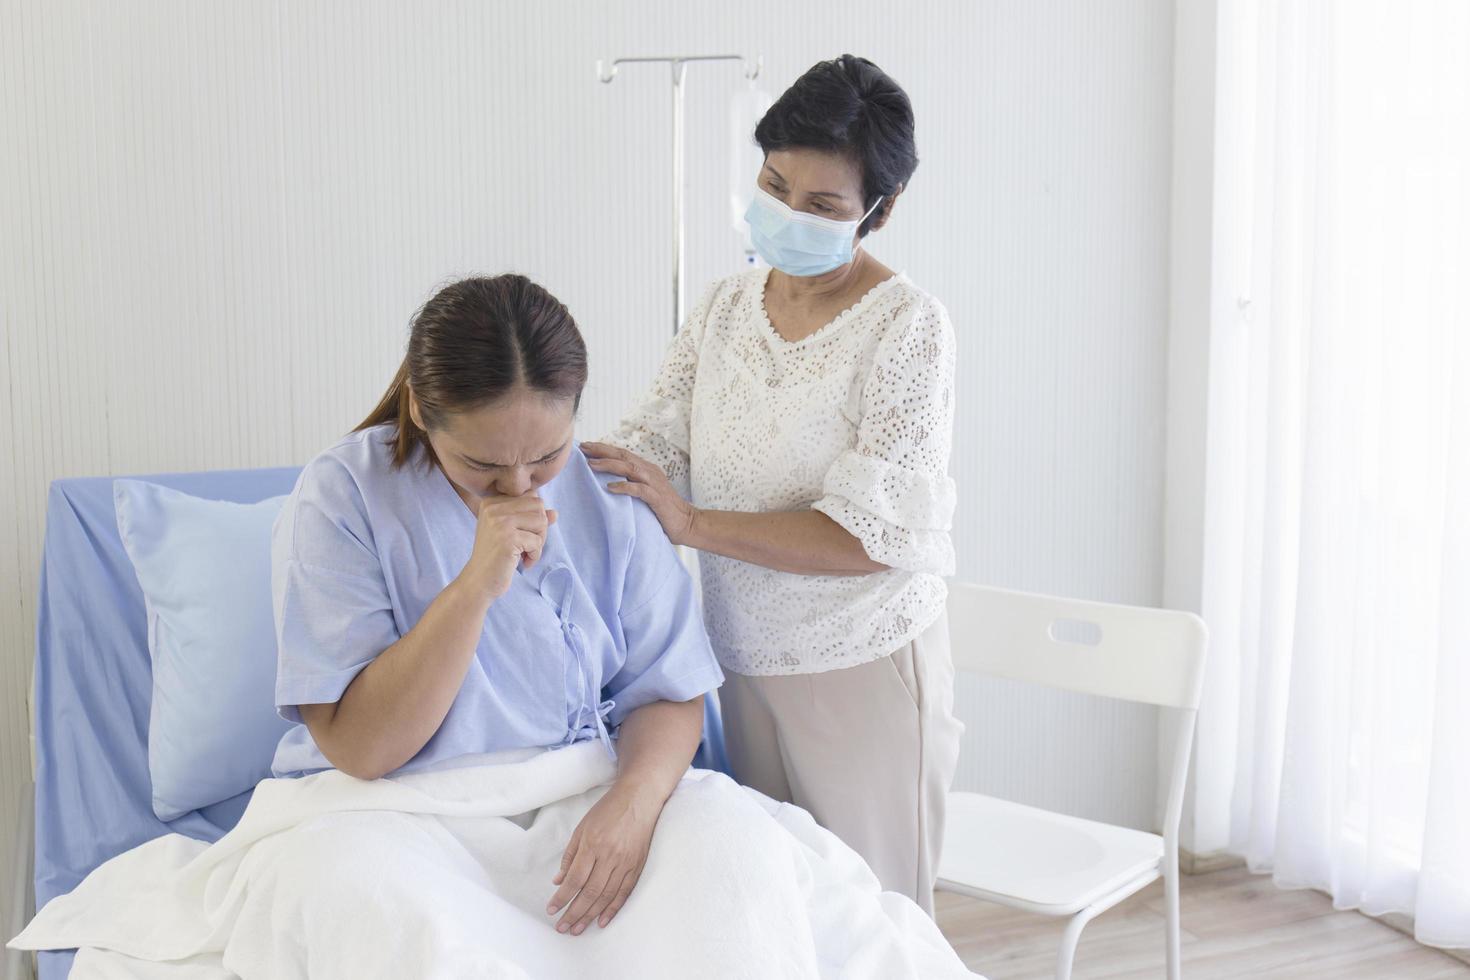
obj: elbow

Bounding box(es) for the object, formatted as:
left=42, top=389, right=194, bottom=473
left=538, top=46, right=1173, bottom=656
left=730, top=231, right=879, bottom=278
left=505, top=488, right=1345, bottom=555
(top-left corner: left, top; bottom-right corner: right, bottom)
left=301, top=705, right=395, bottom=780
left=338, top=760, right=390, bottom=781
left=324, top=743, right=395, bottom=781
left=322, top=734, right=402, bottom=781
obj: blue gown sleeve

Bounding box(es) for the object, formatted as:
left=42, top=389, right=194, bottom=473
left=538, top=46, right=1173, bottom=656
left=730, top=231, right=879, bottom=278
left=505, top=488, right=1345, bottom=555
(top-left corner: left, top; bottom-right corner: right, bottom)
left=604, top=500, right=724, bottom=726
left=272, top=457, right=401, bottom=723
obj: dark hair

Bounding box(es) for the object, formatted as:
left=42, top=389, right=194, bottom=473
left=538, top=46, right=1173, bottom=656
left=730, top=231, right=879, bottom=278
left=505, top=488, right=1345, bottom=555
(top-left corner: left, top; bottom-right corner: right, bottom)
left=357, top=274, right=588, bottom=468
left=754, top=55, right=918, bottom=237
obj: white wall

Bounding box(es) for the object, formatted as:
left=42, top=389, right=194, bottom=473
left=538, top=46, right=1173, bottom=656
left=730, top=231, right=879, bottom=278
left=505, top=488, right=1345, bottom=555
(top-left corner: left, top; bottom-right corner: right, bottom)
left=0, top=0, right=1177, bottom=935
left=1162, top=0, right=1235, bottom=861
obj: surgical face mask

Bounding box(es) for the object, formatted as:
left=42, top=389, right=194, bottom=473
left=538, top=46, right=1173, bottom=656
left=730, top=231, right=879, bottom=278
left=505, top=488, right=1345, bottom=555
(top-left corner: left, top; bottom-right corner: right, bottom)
left=743, top=186, right=885, bottom=277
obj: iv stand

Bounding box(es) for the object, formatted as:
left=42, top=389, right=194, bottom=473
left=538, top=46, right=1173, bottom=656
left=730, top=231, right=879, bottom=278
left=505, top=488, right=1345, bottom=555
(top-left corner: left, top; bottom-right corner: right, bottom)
left=597, top=54, right=763, bottom=334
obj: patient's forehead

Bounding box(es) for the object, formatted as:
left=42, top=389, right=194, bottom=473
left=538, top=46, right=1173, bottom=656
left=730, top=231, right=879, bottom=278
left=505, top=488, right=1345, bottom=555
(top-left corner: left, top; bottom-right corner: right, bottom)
left=439, top=390, right=574, bottom=466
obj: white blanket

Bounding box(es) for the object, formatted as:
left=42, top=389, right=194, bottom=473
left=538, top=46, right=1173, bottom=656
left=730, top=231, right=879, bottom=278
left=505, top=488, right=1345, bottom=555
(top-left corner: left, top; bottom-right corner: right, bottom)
left=11, top=743, right=981, bottom=979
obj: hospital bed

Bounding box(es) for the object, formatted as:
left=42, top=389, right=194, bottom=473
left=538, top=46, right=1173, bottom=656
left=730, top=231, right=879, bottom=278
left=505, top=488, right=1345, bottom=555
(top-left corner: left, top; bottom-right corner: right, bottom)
left=28, top=467, right=730, bottom=979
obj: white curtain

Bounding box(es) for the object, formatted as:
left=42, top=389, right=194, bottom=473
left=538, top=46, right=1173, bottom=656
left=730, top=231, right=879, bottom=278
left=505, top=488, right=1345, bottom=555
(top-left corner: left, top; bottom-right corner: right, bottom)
left=1207, top=0, right=1470, bottom=948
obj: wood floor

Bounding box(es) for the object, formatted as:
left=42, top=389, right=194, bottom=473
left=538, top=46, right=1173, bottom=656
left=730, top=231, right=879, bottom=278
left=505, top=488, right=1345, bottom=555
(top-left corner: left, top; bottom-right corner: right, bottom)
left=935, top=866, right=1470, bottom=979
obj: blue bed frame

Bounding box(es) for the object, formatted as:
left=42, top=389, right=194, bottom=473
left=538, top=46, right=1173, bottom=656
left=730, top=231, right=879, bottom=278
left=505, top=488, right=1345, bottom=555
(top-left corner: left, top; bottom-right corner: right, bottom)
left=30, top=467, right=729, bottom=978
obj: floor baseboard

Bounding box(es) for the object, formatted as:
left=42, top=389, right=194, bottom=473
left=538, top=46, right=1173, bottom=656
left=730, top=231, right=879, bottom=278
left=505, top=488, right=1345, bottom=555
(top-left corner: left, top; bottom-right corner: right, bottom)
left=1178, top=846, right=1246, bottom=875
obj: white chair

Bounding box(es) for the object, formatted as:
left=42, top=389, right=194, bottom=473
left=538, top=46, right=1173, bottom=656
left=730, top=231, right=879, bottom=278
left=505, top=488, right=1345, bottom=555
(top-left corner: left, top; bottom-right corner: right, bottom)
left=937, top=583, right=1208, bottom=980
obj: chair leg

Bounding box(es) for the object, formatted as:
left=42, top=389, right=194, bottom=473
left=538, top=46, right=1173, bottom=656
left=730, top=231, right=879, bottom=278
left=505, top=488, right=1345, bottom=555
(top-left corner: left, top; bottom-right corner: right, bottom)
left=1164, top=860, right=1182, bottom=980
left=1056, top=911, right=1089, bottom=980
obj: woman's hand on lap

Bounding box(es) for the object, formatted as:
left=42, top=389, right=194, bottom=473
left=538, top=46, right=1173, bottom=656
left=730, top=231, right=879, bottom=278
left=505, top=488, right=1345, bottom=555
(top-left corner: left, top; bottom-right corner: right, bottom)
left=580, top=442, right=697, bottom=546
left=547, top=781, right=662, bottom=935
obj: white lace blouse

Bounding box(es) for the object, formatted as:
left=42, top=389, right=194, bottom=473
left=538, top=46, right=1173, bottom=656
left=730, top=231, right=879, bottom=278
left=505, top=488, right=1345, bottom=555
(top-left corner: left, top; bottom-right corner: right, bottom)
left=605, top=267, right=956, bottom=676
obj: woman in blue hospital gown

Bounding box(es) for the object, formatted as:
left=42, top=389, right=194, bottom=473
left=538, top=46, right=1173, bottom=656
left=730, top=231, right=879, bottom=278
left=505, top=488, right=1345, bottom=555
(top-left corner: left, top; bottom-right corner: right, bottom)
left=269, top=273, right=725, bottom=937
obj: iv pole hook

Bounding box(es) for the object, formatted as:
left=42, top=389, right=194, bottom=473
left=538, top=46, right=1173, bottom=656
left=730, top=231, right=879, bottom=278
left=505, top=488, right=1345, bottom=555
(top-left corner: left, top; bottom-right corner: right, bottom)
left=596, top=54, right=763, bottom=334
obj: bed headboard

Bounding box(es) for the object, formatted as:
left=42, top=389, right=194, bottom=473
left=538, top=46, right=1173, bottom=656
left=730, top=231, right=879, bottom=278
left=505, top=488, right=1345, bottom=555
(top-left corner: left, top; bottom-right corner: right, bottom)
left=31, top=467, right=300, bottom=979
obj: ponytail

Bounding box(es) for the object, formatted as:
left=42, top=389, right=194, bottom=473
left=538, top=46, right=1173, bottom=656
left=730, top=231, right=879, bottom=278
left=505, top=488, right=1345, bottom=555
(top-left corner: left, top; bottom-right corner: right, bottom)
left=355, top=358, right=433, bottom=468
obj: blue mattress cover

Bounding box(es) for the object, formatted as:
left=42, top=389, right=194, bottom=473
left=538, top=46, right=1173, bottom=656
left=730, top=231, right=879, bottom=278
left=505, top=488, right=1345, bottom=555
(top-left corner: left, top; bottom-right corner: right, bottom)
left=32, top=467, right=727, bottom=978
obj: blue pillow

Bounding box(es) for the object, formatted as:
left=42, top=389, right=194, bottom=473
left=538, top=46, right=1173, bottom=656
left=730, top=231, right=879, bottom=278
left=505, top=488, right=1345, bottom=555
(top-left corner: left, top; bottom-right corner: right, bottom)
left=113, top=480, right=292, bottom=821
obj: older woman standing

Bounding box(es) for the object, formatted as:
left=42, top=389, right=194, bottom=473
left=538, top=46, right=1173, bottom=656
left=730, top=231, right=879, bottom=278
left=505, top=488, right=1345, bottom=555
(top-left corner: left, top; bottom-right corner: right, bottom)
left=583, top=54, right=962, bottom=914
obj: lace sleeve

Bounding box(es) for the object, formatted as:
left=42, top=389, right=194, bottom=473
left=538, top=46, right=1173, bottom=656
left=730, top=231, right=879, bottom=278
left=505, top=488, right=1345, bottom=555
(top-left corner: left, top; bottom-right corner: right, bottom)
left=812, top=295, right=957, bottom=575
left=601, top=281, right=718, bottom=498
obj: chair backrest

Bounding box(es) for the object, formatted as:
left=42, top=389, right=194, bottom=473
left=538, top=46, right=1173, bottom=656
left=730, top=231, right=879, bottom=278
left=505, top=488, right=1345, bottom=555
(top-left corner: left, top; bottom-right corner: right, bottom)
left=947, top=583, right=1208, bottom=710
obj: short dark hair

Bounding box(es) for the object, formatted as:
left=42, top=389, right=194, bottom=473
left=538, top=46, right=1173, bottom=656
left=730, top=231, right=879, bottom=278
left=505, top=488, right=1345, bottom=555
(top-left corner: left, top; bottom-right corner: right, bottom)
left=754, top=55, right=918, bottom=237
left=357, top=274, right=588, bottom=468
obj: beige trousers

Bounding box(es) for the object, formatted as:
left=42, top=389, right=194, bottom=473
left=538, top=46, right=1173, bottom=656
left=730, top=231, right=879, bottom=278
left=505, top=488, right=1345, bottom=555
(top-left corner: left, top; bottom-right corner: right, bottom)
left=718, top=612, right=964, bottom=916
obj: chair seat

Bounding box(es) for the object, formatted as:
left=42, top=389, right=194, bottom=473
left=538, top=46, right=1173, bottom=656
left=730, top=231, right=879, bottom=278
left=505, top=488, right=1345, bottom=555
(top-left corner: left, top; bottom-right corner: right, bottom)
left=938, top=791, right=1164, bottom=915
